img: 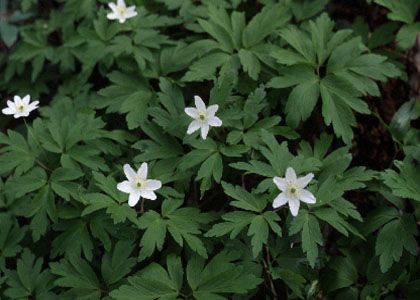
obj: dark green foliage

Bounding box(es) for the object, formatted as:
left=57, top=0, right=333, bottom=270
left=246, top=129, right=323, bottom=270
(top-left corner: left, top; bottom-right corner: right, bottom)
left=0, top=0, right=419, bottom=299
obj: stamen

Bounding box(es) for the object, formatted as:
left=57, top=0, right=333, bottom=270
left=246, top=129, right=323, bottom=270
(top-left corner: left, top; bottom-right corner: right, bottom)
left=17, top=105, right=25, bottom=112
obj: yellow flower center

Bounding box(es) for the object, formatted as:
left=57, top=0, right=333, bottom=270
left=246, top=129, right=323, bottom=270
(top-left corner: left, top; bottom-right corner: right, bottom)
left=198, top=113, right=206, bottom=121
left=118, top=6, right=127, bottom=15
left=287, top=185, right=299, bottom=197
left=17, top=105, right=25, bottom=112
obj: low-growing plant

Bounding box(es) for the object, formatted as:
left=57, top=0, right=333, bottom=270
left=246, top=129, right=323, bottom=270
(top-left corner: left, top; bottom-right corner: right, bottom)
left=0, top=0, right=419, bottom=299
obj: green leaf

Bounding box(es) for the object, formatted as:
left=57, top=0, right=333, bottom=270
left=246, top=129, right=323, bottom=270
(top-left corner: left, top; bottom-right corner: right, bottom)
left=5, top=167, right=47, bottom=200
left=396, top=23, right=420, bottom=49
left=138, top=211, right=167, bottom=261
left=81, top=193, right=138, bottom=225
left=0, top=22, right=18, bottom=48
left=290, top=210, right=323, bottom=267
left=375, top=215, right=418, bottom=272
left=222, top=182, right=265, bottom=213
left=382, top=161, right=420, bottom=201
left=243, top=3, right=291, bottom=48
left=374, top=0, right=419, bottom=24
left=4, top=249, right=54, bottom=299
left=50, top=254, right=101, bottom=299
left=0, top=214, right=26, bottom=263
left=0, top=130, right=35, bottom=176
left=238, top=49, right=261, bottom=80
left=110, top=255, right=182, bottom=300
left=247, top=215, right=269, bottom=258
left=51, top=219, right=94, bottom=261
left=187, top=251, right=262, bottom=298
left=50, top=167, right=83, bottom=201
left=101, top=240, right=136, bottom=286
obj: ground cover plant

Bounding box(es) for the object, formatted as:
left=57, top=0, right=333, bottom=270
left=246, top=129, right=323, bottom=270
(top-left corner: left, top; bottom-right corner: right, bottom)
left=0, top=0, right=420, bottom=299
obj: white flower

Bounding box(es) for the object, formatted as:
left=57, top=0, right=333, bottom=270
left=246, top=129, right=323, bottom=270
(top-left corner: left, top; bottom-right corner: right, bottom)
left=2, top=95, right=39, bottom=119
left=117, top=163, right=162, bottom=207
left=184, top=95, right=222, bottom=140
left=272, top=167, right=316, bottom=217
left=107, top=0, right=137, bottom=23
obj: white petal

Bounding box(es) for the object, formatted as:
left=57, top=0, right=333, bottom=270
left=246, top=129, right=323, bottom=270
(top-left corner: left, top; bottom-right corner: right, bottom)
left=208, top=116, right=222, bottom=127
left=273, top=177, right=287, bottom=192
left=145, top=179, right=162, bottom=191
left=14, top=95, right=22, bottom=105
left=200, top=123, right=210, bottom=140
left=22, top=95, right=31, bottom=105
left=107, top=12, right=118, bottom=20
left=194, top=95, right=206, bottom=112
left=285, top=167, right=297, bottom=183
left=137, top=162, right=148, bottom=179
left=123, top=164, right=136, bottom=181
left=128, top=192, right=141, bottom=207
left=207, top=104, right=219, bottom=116
left=118, top=16, right=127, bottom=23
left=117, top=181, right=132, bottom=193
left=299, top=189, right=316, bottom=204
left=7, top=100, right=15, bottom=109
left=140, top=190, right=157, bottom=200
left=108, top=2, right=117, bottom=10
left=187, top=120, right=201, bottom=135
left=126, top=8, right=137, bottom=18
left=117, top=0, right=126, bottom=7
left=297, top=173, right=314, bottom=189
left=2, top=107, right=16, bottom=115
left=185, top=107, right=198, bottom=118
left=272, top=193, right=289, bottom=208
left=288, top=198, right=300, bottom=217
left=27, top=102, right=39, bottom=113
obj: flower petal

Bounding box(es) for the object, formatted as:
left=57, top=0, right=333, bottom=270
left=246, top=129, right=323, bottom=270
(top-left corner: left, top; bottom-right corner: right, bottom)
left=285, top=167, right=297, bottom=183
left=194, top=95, right=206, bottom=112
left=207, top=104, right=219, bottom=116
left=7, top=100, right=15, bottom=109
left=288, top=198, right=300, bottom=217
left=200, top=123, right=210, bottom=140
left=2, top=107, right=16, bottom=115
left=126, top=7, right=137, bottom=18
left=208, top=116, right=222, bottom=127
left=117, top=181, right=132, bottom=193
left=145, top=179, right=162, bottom=191
left=140, top=190, right=157, bottom=200
left=137, top=162, right=148, bottom=179
left=118, top=16, right=127, bottom=23
left=272, top=193, right=289, bottom=208
left=299, top=189, right=316, bottom=204
left=185, top=107, right=198, bottom=118
left=128, top=192, right=141, bottom=207
left=187, top=120, right=201, bottom=134
left=108, top=2, right=117, bottom=10
left=117, top=0, right=126, bottom=7
left=107, top=12, right=118, bottom=20
left=13, top=95, right=22, bottom=105
left=297, top=173, right=314, bottom=189
left=123, top=164, right=136, bottom=181
left=273, top=177, right=287, bottom=192
left=22, top=95, right=31, bottom=105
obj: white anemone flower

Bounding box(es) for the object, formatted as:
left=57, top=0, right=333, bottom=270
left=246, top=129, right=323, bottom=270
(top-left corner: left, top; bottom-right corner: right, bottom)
left=184, top=95, right=222, bottom=140
left=107, top=0, right=137, bottom=23
left=272, top=167, right=316, bottom=217
left=2, top=95, right=39, bottom=119
left=117, top=163, right=162, bottom=207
